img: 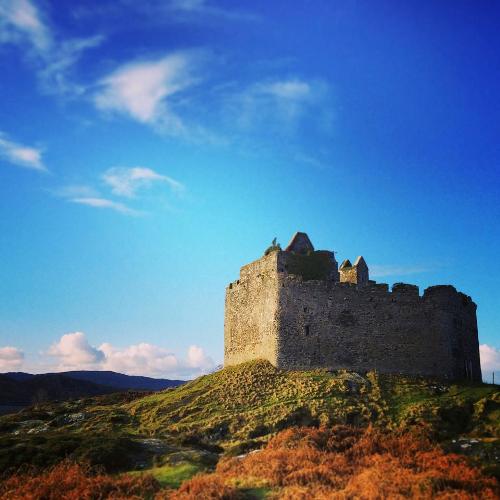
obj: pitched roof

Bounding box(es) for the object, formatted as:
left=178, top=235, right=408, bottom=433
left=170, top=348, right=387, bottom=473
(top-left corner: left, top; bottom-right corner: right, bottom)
left=285, top=232, right=314, bottom=255
left=354, top=256, right=367, bottom=268
left=340, top=259, right=352, bottom=269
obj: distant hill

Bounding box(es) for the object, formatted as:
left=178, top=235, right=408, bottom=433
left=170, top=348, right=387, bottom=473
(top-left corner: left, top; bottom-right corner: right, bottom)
left=4, top=371, right=184, bottom=391
left=0, top=371, right=185, bottom=415
left=61, top=371, right=184, bottom=391
left=0, top=373, right=117, bottom=408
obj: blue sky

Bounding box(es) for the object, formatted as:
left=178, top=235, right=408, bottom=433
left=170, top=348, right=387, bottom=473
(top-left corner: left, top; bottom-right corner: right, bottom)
left=0, top=0, right=499, bottom=380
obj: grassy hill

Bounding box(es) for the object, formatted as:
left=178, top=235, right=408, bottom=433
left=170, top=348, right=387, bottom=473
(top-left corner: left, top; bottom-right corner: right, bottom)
left=0, top=361, right=498, bottom=491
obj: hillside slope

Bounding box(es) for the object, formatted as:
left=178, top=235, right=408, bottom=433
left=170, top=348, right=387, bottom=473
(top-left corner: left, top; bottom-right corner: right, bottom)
left=126, top=361, right=499, bottom=444
left=0, top=361, right=498, bottom=478
left=0, top=372, right=185, bottom=415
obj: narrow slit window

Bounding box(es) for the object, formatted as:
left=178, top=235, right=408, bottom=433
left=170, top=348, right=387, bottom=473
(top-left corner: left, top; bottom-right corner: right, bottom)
left=305, top=325, right=310, bottom=336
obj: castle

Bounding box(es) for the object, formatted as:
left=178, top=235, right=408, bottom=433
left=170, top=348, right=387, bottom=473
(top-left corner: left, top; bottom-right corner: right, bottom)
left=224, top=232, right=482, bottom=381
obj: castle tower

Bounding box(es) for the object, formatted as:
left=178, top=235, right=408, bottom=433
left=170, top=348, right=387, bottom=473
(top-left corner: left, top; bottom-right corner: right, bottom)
left=339, top=256, right=369, bottom=285
left=224, top=232, right=481, bottom=381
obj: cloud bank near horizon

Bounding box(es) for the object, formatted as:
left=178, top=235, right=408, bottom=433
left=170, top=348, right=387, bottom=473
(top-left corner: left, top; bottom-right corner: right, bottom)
left=0, top=332, right=215, bottom=379
left=479, top=344, right=500, bottom=383
left=0, top=346, right=24, bottom=371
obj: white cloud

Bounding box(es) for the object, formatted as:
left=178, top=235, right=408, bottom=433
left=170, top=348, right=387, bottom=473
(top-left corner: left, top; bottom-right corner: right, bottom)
left=294, top=153, right=327, bottom=170
left=0, top=0, right=51, bottom=52
left=167, top=0, right=258, bottom=21
left=55, top=184, right=140, bottom=216
left=46, top=332, right=214, bottom=378
left=38, top=35, right=104, bottom=95
left=102, top=167, right=183, bottom=198
left=56, top=166, right=182, bottom=216
left=94, top=53, right=196, bottom=135
left=370, top=264, right=431, bottom=278
left=0, top=132, right=46, bottom=171
left=233, top=77, right=332, bottom=133
left=170, top=0, right=206, bottom=11
left=72, top=0, right=258, bottom=26
left=53, top=184, right=100, bottom=199
left=259, top=80, right=312, bottom=100
left=99, top=343, right=179, bottom=376
left=70, top=197, right=140, bottom=216
left=186, top=345, right=213, bottom=371
left=0, top=346, right=24, bottom=371
left=0, top=0, right=103, bottom=95
left=480, top=344, right=500, bottom=375
left=48, top=332, right=105, bottom=370
left=100, top=341, right=214, bottom=377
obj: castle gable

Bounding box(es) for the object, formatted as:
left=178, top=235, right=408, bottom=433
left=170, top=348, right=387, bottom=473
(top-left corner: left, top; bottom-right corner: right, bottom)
left=285, top=232, right=314, bottom=255
left=340, top=259, right=352, bottom=269
left=354, top=256, right=367, bottom=269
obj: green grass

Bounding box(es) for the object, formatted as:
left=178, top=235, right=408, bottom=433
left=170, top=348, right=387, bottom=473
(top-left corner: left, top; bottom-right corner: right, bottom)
left=240, top=486, right=273, bottom=499
left=131, top=462, right=202, bottom=488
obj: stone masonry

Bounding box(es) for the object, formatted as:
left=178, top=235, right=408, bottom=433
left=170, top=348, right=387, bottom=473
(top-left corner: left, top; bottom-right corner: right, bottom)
left=224, top=232, right=482, bottom=381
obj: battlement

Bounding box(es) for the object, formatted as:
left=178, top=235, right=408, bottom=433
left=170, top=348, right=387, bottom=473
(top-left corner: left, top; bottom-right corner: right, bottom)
left=224, top=233, right=482, bottom=381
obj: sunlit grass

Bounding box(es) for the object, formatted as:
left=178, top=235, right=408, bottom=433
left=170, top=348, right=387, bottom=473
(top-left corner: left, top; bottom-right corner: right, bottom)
left=131, top=462, right=201, bottom=488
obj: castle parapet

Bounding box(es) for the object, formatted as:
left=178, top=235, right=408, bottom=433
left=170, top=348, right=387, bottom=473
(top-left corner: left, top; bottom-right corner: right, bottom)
left=392, top=283, right=420, bottom=299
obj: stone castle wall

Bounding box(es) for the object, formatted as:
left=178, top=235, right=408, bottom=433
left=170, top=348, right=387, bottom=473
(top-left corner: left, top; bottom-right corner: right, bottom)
left=224, top=252, right=281, bottom=366
left=276, top=278, right=480, bottom=380
left=224, top=249, right=482, bottom=381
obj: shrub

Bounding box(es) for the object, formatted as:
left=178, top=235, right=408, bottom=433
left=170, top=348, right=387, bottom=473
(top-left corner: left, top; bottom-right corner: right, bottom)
left=178, top=426, right=499, bottom=498
left=0, top=461, right=159, bottom=499
left=166, top=474, right=242, bottom=499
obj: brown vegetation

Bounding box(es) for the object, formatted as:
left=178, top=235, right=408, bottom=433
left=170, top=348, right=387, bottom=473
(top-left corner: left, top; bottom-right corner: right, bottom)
left=0, top=426, right=497, bottom=499
left=0, top=461, right=159, bottom=500
left=176, top=426, right=499, bottom=499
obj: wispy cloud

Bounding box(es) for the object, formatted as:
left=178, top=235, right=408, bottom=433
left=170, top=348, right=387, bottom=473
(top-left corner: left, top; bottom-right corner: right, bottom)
left=55, top=184, right=140, bottom=215
left=167, top=0, right=259, bottom=22
left=231, top=77, right=333, bottom=134
left=293, top=153, right=328, bottom=170
left=0, top=0, right=103, bottom=95
left=38, top=35, right=104, bottom=95
left=0, top=346, right=24, bottom=371
left=94, top=53, right=198, bottom=136
left=259, top=79, right=312, bottom=100
left=72, top=0, right=258, bottom=26
left=0, top=132, right=46, bottom=171
left=70, top=197, right=140, bottom=216
left=370, top=264, right=432, bottom=278
left=52, top=184, right=100, bottom=199
left=0, top=0, right=51, bottom=52
left=102, top=167, right=184, bottom=198
left=56, top=167, right=183, bottom=216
